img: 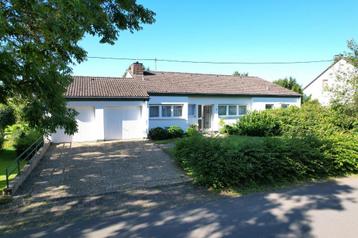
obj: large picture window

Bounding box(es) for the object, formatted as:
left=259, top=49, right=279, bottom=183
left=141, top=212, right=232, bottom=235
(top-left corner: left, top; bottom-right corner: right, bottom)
left=218, top=104, right=248, bottom=117
left=188, top=104, right=196, bottom=117
left=149, top=104, right=183, bottom=118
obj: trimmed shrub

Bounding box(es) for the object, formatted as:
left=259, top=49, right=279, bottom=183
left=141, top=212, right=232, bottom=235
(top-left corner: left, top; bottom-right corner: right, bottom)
left=148, top=127, right=169, bottom=140
left=174, top=135, right=358, bottom=189
left=237, top=111, right=281, bottom=136
left=220, top=124, right=240, bottom=135
left=167, top=126, right=184, bottom=138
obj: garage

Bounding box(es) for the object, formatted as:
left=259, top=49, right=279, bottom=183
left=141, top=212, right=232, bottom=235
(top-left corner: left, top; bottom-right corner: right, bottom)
left=104, top=106, right=144, bottom=140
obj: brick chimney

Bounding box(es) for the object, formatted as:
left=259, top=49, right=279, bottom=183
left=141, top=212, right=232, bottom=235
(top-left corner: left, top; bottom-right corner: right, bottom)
left=129, top=62, right=144, bottom=75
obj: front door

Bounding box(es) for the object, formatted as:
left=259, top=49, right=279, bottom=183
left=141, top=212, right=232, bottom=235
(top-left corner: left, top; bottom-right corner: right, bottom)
left=198, top=105, right=212, bottom=130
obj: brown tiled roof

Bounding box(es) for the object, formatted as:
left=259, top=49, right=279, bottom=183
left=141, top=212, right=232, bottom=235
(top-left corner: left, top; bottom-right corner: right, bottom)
left=66, top=76, right=149, bottom=99
left=67, top=72, right=301, bottom=99
left=139, top=71, right=301, bottom=97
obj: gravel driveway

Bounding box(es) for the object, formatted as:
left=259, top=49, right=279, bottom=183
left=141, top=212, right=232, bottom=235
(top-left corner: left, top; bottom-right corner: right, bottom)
left=16, top=140, right=190, bottom=199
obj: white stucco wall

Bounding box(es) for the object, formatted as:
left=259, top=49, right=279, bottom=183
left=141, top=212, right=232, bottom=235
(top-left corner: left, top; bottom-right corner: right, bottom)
left=148, top=95, right=301, bottom=132
left=303, top=59, right=357, bottom=106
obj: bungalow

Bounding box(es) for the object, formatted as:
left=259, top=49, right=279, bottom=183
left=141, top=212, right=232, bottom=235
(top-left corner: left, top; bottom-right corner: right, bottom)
left=51, top=62, right=301, bottom=143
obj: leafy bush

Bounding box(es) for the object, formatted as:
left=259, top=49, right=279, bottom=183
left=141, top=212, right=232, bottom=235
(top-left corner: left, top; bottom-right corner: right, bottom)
left=148, top=127, right=169, bottom=140
left=174, top=135, right=358, bottom=189
left=237, top=111, right=281, bottom=136
left=0, top=104, right=15, bottom=131
left=14, top=129, right=42, bottom=157
left=167, top=126, right=184, bottom=138
left=186, top=124, right=200, bottom=137
left=0, top=131, right=4, bottom=150
left=4, top=123, right=42, bottom=156
left=220, top=124, right=240, bottom=135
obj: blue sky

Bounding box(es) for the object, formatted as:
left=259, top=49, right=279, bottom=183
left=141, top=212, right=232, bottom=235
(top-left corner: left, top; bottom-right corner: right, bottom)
left=73, top=0, right=358, bottom=87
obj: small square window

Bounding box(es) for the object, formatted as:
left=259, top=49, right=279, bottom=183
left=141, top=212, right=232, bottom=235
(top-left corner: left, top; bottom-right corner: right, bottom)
left=149, top=106, right=159, bottom=117
left=239, top=105, right=247, bottom=115
left=173, top=105, right=183, bottom=117
left=162, top=105, right=172, bottom=117
left=228, top=105, right=237, bottom=116
left=281, top=104, right=289, bottom=109
left=188, top=104, right=196, bottom=117
left=265, top=104, right=274, bottom=110
left=218, top=105, right=227, bottom=116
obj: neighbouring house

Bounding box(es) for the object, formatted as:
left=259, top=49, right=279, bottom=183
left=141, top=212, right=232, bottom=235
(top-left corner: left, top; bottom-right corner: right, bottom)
left=303, top=58, right=357, bottom=105
left=50, top=62, right=301, bottom=143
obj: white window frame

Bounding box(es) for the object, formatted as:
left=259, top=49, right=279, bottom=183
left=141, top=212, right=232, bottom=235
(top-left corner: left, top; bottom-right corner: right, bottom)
left=149, top=104, right=184, bottom=119
left=281, top=103, right=289, bottom=109
left=218, top=104, right=248, bottom=117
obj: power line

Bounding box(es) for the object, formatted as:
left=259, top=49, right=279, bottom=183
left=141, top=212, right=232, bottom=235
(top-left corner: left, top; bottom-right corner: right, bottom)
left=87, top=56, right=333, bottom=65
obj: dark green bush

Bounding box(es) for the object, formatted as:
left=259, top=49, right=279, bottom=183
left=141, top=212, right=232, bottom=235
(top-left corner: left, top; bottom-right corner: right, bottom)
left=0, top=130, right=4, bottom=150
left=186, top=124, right=200, bottom=137
left=167, top=125, right=184, bottom=138
left=14, top=129, right=42, bottom=157
left=220, top=124, right=240, bottom=135
left=0, top=104, right=15, bottom=131
left=148, top=127, right=169, bottom=140
left=174, top=135, right=358, bottom=189
left=237, top=111, right=281, bottom=136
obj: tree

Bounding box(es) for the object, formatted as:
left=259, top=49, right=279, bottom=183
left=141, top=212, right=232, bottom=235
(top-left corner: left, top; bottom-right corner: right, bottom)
left=0, top=0, right=155, bottom=135
left=233, top=71, right=249, bottom=77
left=329, top=40, right=358, bottom=119
left=273, top=77, right=303, bottom=94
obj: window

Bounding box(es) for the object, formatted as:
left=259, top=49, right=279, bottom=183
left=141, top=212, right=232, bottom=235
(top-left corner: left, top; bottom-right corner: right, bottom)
left=173, top=105, right=183, bottom=117
left=228, top=105, right=237, bottom=115
left=149, top=106, right=159, bottom=117
left=265, top=104, right=274, bottom=110
left=239, top=105, right=247, bottom=115
left=188, top=104, right=196, bottom=117
left=219, top=104, right=248, bottom=117
left=218, top=105, right=227, bottom=116
left=281, top=104, right=289, bottom=109
left=149, top=104, right=183, bottom=118
left=162, top=105, right=172, bottom=117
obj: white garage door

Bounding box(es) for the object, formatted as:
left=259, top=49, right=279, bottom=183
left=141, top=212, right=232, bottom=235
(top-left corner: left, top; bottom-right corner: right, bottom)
left=104, top=106, right=143, bottom=140
left=72, top=107, right=96, bottom=142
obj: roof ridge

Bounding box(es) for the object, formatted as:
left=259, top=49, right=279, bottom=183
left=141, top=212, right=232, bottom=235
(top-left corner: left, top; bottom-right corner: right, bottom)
left=73, top=75, right=124, bottom=79
left=148, top=70, right=260, bottom=78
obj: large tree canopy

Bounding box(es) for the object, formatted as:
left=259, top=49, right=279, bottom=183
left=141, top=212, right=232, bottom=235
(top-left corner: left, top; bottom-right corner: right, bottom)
left=0, top=0, right=155, bottom=134
left=273, top=77, right=303, bottom=94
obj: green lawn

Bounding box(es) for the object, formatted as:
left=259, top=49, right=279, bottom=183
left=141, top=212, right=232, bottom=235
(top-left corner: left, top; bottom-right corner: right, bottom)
left=0, top=142, right=25, bottom=190
left=152, top=138, right=182, bottom=144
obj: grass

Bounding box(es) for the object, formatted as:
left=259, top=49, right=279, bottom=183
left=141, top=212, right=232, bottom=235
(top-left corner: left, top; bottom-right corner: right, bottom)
left=0, top=141, right=26, bottom=190
left=152, top=137, right=182, bottom=144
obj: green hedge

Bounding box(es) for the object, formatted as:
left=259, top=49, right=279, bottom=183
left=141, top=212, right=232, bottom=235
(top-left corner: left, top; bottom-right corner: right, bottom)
left=148, top=126, right=184, bottom=140
left=174, top=134, right=358, bottom=189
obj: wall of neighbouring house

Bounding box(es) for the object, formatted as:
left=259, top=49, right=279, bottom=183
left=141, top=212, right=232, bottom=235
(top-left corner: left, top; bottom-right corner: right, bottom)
left=303, top=59, right=357, bottom=106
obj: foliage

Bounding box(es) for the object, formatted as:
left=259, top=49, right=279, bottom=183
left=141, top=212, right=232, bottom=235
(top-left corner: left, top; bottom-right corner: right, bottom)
left=0, top=104, right=15, bottom=131
left=328, top=40, right=358, bottom=120
left=233, top=71, right=249, bottom=77
left=148, top=127, right=169, bottom=140
left=236, top=111, right=281, bottom=136
left=174, top=134, right=358, bottom=189
left=186, top=124, right=200, bottom=137
left=0, top=0, right=155, bottom=135
left=220, top=124, right=240, bottom=135
left=4, top=123, right=42, bottom=155
left=273, top=77, right=303, bottom=94
left=0, top=130, right=4, bottom=150
left=167, top=126, right=184, bottom=138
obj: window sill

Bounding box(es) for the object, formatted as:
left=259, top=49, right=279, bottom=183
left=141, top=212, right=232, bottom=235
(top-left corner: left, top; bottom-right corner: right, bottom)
left=149, top=117, right=186, bottom=120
